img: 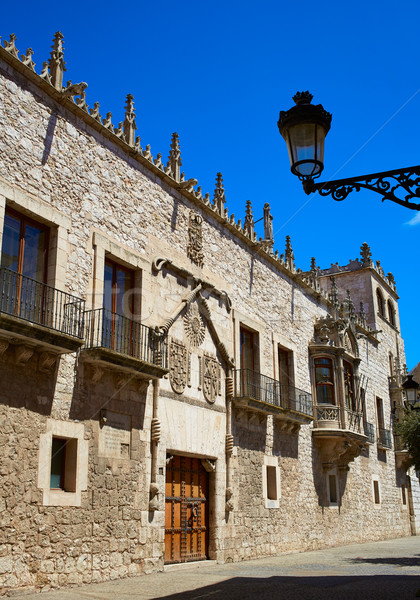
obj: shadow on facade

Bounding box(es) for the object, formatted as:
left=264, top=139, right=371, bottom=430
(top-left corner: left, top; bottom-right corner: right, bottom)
left=0, top=354, right=56, bottom=415
left=273, top=428, right=299, bottom=459
left=68, top=359, right=147, bottom=430
left=311, top=440, right=349, bottom=508
left=149, top=574, right=420, bottom=600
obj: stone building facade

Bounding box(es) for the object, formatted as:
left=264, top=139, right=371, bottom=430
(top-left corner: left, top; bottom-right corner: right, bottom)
left=0, top=32, right=418, bottom=594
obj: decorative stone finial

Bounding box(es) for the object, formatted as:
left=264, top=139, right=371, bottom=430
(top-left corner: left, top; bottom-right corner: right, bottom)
left=244, top=200, right=255, bottom=239
left=166, top=133, right=182, bottom=182
left=345, top=290, right=355, bottom=320
left=213, top=173, right=226, bottom=216
left=76, top=91, right=89, bottom=112
left=4, top=34, right=19, bottom=59
left=263, top=203, right=274, bottom=242
left=123, top=94, right=137, bottom=147
left=21, top=48, right=35, bottom=71
left=329, top=276, right=339, bottom=318
left=360, top=242, right=373, bottom=268
left=284, top=236, right=295, bottom=271
left=387, top=272, right=396, bottom=287
left=49, top=31, right=66, bottom=91
left=102, top=112, right=114, bottom=131
left=359, top=301, right=366, bottom=323
left=310, top=257, right=316, bottom=271
left=89, top=102, right=101, bottom=122
left=40, top=61, right=52, bottom=84
left=376, top=260, right=385, bottom=278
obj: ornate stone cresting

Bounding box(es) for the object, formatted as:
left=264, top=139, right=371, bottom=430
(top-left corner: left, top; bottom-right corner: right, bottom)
left=284, top=236, right=295, bottom=272
left=3, top=34, right=19, bottom=59
left=123, top=94, right=137, bottom=147
left=184, top=303, right=205, bottom=347
left=21, top=48, right=36, bottom=71
left=49, top=32, right=66, bottom=91
left=213, top=173, right=226, bottom=216
left=187, top=211, right=204, bottom=267
left=166, top=133, right=182, bottom=182
left=244, top=201, right=255, bottom=240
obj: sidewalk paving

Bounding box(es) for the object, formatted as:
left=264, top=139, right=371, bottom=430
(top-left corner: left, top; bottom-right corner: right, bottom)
left=8, top=536, right=420, bottom=600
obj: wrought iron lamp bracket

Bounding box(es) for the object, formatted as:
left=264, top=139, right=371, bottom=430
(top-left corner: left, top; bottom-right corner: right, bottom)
left=303, top=165, right=420, bottom=211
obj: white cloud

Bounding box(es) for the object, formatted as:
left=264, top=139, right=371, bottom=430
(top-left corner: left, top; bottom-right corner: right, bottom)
left=406, top=212, right=420, bottom=226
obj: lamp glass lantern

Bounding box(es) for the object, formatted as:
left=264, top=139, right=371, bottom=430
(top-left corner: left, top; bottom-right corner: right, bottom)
left=402, top=375, right=420, bottom=409
left=278, top=91, right=332, bottom=181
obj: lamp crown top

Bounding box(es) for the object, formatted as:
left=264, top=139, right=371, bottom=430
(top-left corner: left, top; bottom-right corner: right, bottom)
left=293, top=91, right=313, bottom=105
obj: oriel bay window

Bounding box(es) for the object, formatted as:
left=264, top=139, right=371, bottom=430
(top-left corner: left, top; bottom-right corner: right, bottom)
left=314, top=357, right=335, bottom=404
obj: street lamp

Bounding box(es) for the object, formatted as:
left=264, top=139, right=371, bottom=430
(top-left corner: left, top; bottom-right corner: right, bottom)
left=402, top=375, right=420, bottom=410
left=278, top=92, right=420, bottom=211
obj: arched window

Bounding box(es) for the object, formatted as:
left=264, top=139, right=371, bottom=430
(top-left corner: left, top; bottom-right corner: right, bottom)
left=314, top=357, right=335, bottom=404
left=376, top=289, right=385, bottom=317
left=387, top=300, right=395, bottom=326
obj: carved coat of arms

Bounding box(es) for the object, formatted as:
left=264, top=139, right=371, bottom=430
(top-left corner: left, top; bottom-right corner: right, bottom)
left=187, top=211, right=204, bottom=268
left=169, top=340, right=189, bottom=394
left=201, top=354, right=220, bottom=404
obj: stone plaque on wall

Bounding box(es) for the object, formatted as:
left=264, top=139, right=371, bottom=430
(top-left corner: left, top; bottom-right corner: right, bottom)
left=98, top=410, right=131, bottom=459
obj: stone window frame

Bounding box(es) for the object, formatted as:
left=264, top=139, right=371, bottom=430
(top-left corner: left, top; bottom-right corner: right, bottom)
left=89, top=231, right=151, bottom=318
left=376, top=288, right=385, bottom=318
left=37, top=418, right=88, bottom=507
left=372, top=475, right=381, bottom=507
left=232, top=309, right=264, bottom=374
left=401, top=484, right=407, bottom=509
left=271, top=332, right=297, bottom=387
left=0, top=181, right=70, bottom=290
left=262, top=455, right=281, bottom=509
left=326, top=468, right=339, bottom=507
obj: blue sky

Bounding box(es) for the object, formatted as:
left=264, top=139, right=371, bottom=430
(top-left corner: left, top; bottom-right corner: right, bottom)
left=2, top=1, right=419, bottom=368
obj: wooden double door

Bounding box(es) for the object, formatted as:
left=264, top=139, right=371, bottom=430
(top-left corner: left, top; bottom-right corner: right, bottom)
left=165, top=455, right=209, bottom=564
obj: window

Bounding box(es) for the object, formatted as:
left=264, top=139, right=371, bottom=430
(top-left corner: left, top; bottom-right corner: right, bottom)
left=376, top=289, right=385, bottom=317
left=373, top=479, right=381, bottom=505
left=50, top=437, right=77, bottom=492
left=314, top=357, right=335, bottom=404
left=401, top=484, right=407, bottom=506
left=387, top=300, right=395, bottom=327
left=1, top=208, right=49, bottom=281
left=240, top=325, right=259, bottom=397
left=376, top=397, right=385, bottom=431
left=266, top=466, right=278, bottom=500
left=262, top=456, right=280, bottom=508
left=343, top=361, right=356, bottom=411
left=102, top=259, right=135, bottom=354
left=1, top=209, right=50, bottom=322
left=328, top=473, right=338, bottom=505
left=38, top=419, right=88, bottom=507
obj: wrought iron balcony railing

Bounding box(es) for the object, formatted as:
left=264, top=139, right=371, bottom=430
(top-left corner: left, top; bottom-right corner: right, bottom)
left=84, top=308, right=168, bottom=369
left=0, top=267, right=85, bottom=338
left=378, top=428, right=392, bottom=450
left=363, top=421, right=375, bottom=444
left=233, top=368, right=313, bottom=417
left=344, top=408, right=363, bottom=434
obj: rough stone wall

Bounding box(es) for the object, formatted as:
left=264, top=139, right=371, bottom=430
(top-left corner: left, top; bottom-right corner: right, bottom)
left=0, top=50, right=414, bottom=595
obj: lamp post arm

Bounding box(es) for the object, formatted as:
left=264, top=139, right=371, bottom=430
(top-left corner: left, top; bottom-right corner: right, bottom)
left=303, top=165, right=420, bottom=211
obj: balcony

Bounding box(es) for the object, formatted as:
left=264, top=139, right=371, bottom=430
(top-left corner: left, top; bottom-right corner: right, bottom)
left=312, top=404, right=367, bottom=469
left=82, top=308, right=168, bottom=379
left=377, top=428, right=392, bottom=450
left=0, top=267, right=85, bottom=356
left=232, top=368, right=313, bottom=430
left=363, top=421, right=375, bottom=444
left=393, top=435, right=410, bottom=469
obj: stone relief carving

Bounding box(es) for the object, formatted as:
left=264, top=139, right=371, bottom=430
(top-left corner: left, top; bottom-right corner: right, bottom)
left=169, top=339, right=189, bottom=394
left=184, top=303, right=205, bottom=347
left=201, top=353, right=220, bottom=404
left=187, top=211, right=204, bottom=267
